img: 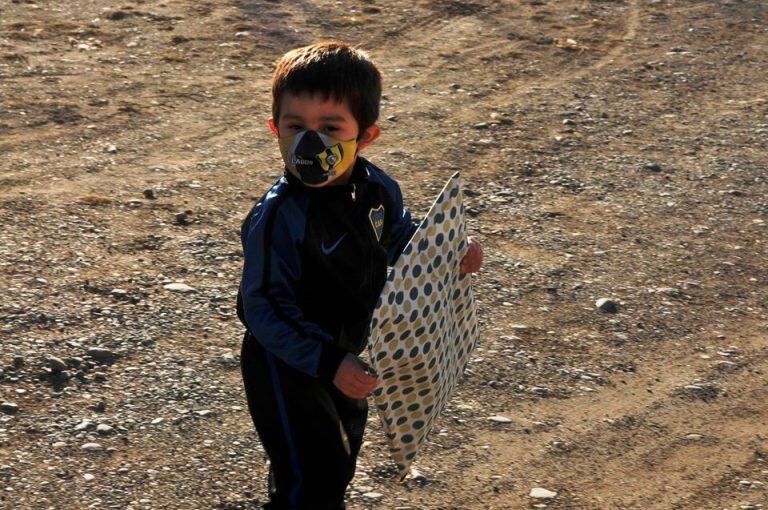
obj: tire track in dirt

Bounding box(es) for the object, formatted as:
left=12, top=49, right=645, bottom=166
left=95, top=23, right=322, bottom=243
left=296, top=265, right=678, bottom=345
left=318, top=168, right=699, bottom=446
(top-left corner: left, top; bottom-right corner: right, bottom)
left=0, top=0, right=640, bottom=198
left=353, top=0, right=646, bottom=195
left=360, top=0, right=497, bottom=47
left=451, top=322, right=768, bottom=509
left=377, top=0, right=641, bottom=106
left=505, top=0, right=640, bottom=99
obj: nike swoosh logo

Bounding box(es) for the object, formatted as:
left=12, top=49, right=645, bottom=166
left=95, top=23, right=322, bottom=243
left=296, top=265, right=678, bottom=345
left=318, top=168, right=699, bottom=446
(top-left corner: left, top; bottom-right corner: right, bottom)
left=321, top=233, right=347, bottom=255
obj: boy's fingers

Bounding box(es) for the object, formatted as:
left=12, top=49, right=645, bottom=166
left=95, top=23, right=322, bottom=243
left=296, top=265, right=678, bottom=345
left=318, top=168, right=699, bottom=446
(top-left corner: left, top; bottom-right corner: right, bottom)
left=345, top=389, right=364, bottom=399
left=345, top=374, right=377, bottom=396
left=342, top=381, right=365, bottom=398
left=351, top=373, right=376, bottom=389
left=347, top=373, right=366, bottom=387
left=353, top=371, right=377, bottom=387
left=343, top=388, right=365, bottom=399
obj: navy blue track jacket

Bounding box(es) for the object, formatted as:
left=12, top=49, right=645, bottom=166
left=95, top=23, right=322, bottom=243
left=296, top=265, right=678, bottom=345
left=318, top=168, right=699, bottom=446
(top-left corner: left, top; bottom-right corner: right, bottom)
left=237, top=157, right=418, bottom=382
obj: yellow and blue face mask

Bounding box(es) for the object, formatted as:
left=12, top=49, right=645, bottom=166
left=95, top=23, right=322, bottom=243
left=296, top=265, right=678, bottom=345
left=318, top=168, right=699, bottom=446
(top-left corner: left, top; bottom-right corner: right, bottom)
left=278, top=130, right=358, bottom=187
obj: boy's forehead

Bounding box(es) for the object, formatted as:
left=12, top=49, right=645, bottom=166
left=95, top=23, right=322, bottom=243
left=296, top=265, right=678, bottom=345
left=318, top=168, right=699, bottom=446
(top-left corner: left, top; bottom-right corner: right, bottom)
left=279, top=92, right=353, bottom=119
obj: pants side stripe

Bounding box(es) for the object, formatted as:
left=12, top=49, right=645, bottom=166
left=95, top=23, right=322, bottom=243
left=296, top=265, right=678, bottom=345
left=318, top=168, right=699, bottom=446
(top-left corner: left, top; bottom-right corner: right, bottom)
left=266, top=352, right=303, bottom=509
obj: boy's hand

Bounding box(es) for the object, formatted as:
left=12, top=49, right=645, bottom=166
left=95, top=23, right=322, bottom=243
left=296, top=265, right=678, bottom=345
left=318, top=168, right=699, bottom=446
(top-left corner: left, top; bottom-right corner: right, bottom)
left=460, top=236, right=483, bottom=274
left=333, top=353, right=379, bottom=399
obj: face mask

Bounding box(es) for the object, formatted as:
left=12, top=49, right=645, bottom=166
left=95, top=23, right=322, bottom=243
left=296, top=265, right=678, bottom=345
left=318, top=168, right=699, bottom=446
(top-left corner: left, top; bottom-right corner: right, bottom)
left=278, top=130, right=358, bottom=187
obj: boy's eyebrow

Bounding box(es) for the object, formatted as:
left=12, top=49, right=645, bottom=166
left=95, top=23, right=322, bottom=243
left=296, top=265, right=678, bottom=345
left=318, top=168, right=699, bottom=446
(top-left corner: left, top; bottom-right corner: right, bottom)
left=281, top=113, right=348, bottom=122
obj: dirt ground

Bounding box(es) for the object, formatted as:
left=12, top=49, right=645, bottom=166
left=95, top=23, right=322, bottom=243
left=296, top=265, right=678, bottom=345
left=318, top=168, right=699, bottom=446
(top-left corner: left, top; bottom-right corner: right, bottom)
left=1, top=0, right=767, bottom=509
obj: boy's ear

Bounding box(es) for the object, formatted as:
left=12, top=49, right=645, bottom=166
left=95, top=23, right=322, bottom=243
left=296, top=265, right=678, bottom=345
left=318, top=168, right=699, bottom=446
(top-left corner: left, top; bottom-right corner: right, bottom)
left=267, top=118, right=279, bottom=137
left=357, top=124, right=381, bottom=151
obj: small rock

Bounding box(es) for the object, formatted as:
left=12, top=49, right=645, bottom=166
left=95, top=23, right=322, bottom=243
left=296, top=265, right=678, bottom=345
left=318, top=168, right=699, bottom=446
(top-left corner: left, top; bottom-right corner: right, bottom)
left=13, top=355, right=24, bottom=368
left=680, top=383, right=720, bottom=400
left=219, top=351, right=239, bottom=368
left=81, top=442, right=103, bottom=452
left=143, top=188, right=156, bottom=199
left=53, top=370, right=71, bottom=382
left=407, top=467, right=428, bottom=485
left=48, top=357, right=68, bottom=374
left=487, top=415, right=513, bottom=423
left=644, top=163, right=663, bottom=172
left=164, top=282, right=197, bottom=293
left=105, top=10, right=128, bottom=20
left=1, top=402, right=19, bottom=415
left=362, top=492, right=383, bottom=499
left=490, top=112, right=511, bottom=124
left=473, top=122, right=489, bottom=130
left=110, top=288, right=128, bottom=298
left=194, top=410, right=214, bottom=417
left=656, top=287, right=681, bottom=298
left=83, top=473, right=95, bottom=482
left=104, top=144, right=118, bottom=154
left=126, top=199, right=143, bottom=208
left=175, top=211, right=189, bottom=225
left=530, top=487, right=557, bottom=499
left=596, top=298, right=618, bottom=313
left=87, top=348, right=117, bottom=363
left=96, top=424, right=115, bottom=436
left=73, top=419, right=94, bottom=431
left=52, top=441, right=67, bottom=448
left=93, top=372, right=107, bottom=383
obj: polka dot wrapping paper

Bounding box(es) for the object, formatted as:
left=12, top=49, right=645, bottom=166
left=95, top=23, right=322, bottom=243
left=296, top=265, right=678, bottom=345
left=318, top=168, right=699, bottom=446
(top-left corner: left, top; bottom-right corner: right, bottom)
left=367, top=172, right=480, bottom=479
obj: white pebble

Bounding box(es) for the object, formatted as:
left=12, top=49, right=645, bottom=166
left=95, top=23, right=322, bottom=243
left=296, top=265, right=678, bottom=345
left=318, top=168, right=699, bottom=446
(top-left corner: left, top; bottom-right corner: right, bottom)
left=530, top=487, right=557, bottom=499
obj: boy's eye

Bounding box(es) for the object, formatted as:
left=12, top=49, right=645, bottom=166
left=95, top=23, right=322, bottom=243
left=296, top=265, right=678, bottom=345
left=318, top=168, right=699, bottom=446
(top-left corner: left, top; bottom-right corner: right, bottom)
left=284, top=124, right=340, bottom=134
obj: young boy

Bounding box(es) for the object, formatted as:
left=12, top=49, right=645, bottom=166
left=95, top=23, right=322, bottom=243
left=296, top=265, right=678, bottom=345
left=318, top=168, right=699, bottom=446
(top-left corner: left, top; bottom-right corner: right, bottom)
left=237, top=41, right=482, bottom=510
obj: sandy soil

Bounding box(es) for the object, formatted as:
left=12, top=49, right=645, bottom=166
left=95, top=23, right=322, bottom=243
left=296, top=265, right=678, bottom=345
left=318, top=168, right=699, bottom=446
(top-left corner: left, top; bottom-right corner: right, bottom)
left=1, top=0, right=767, bottom=509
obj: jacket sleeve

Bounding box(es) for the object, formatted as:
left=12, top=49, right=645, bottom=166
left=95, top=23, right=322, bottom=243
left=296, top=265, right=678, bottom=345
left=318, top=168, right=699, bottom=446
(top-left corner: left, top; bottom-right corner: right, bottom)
left=240, top=195, right=348, bottom=381
left=385, top=179, right=419, bottom=266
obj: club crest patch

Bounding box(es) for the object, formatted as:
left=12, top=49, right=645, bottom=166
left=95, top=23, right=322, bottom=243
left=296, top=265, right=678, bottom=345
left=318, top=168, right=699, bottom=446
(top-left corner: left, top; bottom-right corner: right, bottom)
left=368, top=205, right=385, bottom=242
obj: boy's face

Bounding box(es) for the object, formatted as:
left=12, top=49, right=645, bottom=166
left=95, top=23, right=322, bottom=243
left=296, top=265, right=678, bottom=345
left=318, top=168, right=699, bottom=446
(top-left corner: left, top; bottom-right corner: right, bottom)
left=272, top=92, right=360, bottom=142
left=268, top=92, right=380, bottom=186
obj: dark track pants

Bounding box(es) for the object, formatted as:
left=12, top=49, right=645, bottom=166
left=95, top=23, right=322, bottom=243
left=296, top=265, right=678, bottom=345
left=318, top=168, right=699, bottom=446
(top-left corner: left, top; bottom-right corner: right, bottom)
left=240, top=332, right=368, bottom=510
